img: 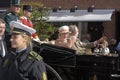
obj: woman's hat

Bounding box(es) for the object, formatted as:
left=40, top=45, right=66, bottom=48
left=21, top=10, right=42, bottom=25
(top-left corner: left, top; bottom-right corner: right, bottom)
left=10, top=21, right=36, bottom=36
left=23, top=5, right=32, bottom=12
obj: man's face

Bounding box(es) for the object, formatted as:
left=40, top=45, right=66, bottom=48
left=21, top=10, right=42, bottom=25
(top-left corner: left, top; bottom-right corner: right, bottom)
left=11, top=5, right=21, bottom=14
left=0, top=23, right=5, bottom=36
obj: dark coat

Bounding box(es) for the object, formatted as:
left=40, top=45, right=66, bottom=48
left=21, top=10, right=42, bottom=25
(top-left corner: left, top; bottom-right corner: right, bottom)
left=4, top=12, right=19, bottom=48
left=4, top=12, right=19, bottom=33
left=1, top=46, right=47, bottom=80
left=0, top=37, right=8, bottom=79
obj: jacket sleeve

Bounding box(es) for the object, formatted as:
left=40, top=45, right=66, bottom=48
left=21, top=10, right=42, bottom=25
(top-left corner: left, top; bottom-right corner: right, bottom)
left=4, top=15, right=11, bottom=33
left=29, top=60, right=47, bottom=80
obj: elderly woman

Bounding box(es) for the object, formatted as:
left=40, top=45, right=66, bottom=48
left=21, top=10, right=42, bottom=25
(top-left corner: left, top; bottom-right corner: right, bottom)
left=1, top=21, right=47, bottom=80
left=55, top=25, right=76, bottom=48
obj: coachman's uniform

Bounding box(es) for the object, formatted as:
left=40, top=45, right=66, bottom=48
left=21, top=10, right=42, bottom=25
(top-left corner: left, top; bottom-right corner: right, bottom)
left=4, top=12, right=19, bottom=33
left=4, top=0, right=21, bottom=49
left=4, top=0, right=20, bottom=33
left=20, top=16, right=40, bottom=41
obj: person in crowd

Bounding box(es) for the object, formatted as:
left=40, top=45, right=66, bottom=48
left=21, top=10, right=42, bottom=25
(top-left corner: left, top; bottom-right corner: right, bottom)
left=116, top=41, right=120, bottom=53
left=99, top=37, right=109, bottom=54
left=55, top=25, right=76, bottom=48
left=20, top=5, right=40, bottom=42
left=0, top=18, right=7, bottom=63
left=1, top=21, right=47, bottom=80
left=108, top=38, right=117, bottom=53
left=4, top=0, right=21, bottom=48
left=0, top=19, right=7, bottom=79
left=94, top=36, right=110, bottom=54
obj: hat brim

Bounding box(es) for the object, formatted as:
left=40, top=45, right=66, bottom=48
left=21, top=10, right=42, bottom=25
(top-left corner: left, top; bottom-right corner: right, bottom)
left=24, top=9, right=32, bottom=12
left=12, top=4, right=21, bottom=7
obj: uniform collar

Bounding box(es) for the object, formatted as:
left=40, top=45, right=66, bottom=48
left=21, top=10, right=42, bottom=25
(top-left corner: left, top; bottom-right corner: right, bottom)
left=16, top=46, right=31, bottom=62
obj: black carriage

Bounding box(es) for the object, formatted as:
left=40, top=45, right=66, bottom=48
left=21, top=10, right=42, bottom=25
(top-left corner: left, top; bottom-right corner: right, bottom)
left=33, top=41, right=120, bottom=80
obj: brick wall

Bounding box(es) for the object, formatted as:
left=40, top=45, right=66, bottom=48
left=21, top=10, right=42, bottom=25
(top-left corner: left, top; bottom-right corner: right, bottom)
left=22, top=0, right=120, bottom=11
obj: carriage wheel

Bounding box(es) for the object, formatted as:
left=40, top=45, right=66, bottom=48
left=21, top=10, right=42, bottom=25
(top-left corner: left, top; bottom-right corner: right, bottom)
left=45, top=63, right=62, bottom=80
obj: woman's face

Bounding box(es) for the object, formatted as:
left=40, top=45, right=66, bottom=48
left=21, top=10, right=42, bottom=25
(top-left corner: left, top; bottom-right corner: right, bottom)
left=24, top=10, right=32, bottom=18
left=59, top=29, right=70, bottom=40
left=10, top=34, right=27, bottom=50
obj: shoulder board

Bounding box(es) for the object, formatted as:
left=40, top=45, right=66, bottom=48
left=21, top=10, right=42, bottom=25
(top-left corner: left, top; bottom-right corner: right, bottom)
left=7, top=13, right=12, bottom=15
left=20, top=16, right=25, bottom=19
left=29, top=51, right=43, bottom=61
left=3, top=58, right=9, bottom=68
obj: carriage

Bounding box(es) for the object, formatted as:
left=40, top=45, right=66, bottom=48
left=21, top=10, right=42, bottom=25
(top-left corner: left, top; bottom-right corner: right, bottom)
left=33, top=41, right=120, bottom=80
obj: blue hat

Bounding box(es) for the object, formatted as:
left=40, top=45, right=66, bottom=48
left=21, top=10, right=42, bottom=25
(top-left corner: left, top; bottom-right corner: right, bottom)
left=12, top=0, right=21, bottom=6
left=23, top=5, right=32, bottom=12
left=10, top=21, right=36, bottom=36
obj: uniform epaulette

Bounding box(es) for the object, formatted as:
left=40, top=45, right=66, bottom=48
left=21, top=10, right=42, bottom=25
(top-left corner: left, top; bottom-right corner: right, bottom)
left=7, top=13, right=12, bottom=15
left=29, top=51, right=43, bottom=61
left=20, top=16, right=25, bottom=19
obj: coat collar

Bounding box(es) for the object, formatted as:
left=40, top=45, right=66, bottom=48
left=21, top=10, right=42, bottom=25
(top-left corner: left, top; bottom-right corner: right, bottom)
left=16, top=46, right=31, bottom=62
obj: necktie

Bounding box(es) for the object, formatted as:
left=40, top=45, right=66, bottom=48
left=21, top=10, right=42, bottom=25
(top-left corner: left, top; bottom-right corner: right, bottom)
left=0, top=40, right=5, bottom=57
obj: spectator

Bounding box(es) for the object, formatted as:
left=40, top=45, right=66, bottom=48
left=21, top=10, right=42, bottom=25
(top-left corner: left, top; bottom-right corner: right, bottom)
left=116, top=41, right=120, bottom=53
left=0, top=18, right=7, bottom=63
left=108, top=39, right=117, bottom=53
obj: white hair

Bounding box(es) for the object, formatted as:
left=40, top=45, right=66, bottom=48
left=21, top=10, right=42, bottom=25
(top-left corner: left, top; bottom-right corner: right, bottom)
left=59, top=25, right=69, bottom=32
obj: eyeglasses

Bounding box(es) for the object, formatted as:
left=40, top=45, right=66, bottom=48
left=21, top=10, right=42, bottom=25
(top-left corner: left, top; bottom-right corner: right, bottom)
left=60, top=32, right=70, bottom=35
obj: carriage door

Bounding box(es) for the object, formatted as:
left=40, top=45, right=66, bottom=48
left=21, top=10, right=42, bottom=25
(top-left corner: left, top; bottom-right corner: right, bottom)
left=88, top=22, right=104, bottom=41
